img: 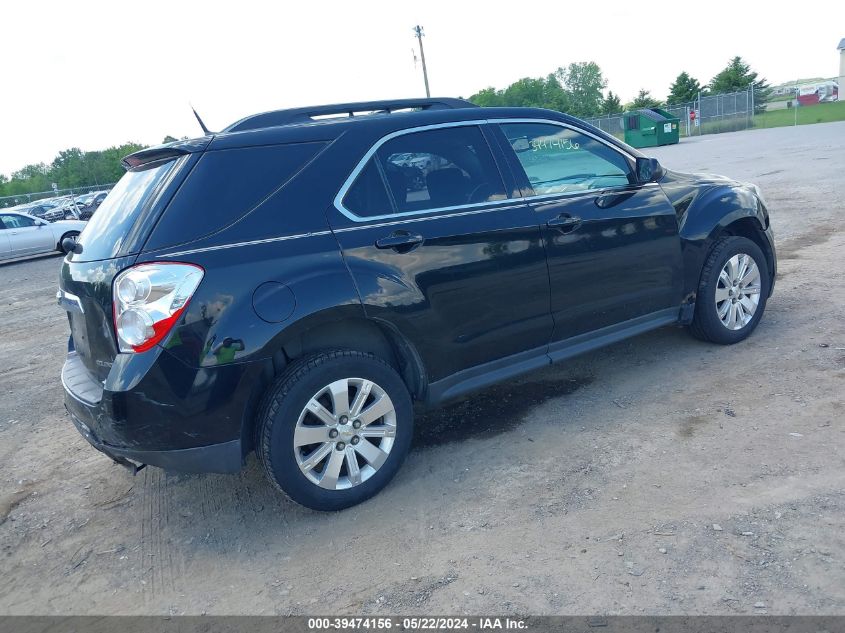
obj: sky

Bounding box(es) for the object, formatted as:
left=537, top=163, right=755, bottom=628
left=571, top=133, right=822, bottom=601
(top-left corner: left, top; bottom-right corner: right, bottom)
left=1, top=0, right=844, bottom=177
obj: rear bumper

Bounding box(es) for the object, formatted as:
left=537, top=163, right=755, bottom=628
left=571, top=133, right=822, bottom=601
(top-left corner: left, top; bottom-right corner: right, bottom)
left=61, top=345, right=261, bottom=474
left=65, top=404, right=242, bottom=473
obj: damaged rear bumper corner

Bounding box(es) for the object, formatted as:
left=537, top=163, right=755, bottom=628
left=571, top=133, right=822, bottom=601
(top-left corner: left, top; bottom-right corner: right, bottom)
left=65, top=405, right=243, bottom=474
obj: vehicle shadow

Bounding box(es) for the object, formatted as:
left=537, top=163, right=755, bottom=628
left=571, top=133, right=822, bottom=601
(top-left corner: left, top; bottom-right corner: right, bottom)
left=136, top=324, right=708, bottom=553
left=413, top=374, right=594, bottom=448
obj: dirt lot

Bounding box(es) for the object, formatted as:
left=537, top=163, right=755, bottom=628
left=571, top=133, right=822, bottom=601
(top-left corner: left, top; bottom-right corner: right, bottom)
left=1, top=122, right=844, bottom=616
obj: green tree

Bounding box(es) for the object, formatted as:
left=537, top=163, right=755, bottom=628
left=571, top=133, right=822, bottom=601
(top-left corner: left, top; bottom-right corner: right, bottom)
left=541, top=73, right=571, bottom=112
left=469, top=74, right=570, bottom=112
left=555, top=62, right=607, bottom=117
left=601, top=90, right=622, bottom=114
left=469, top=87, right=501, bottom=107
left=162, top=135, right=179, bottom=144
left=708, top=56, right=771, bottom=110
left=631, top=89, right=662, bottom=109
left=0, top=142, right=147, bottom=200
left=667, top=72, right=701, bottom=104
left=469, top=61, right=607, bottom=117
left=501, top=77, right=552, bottom=107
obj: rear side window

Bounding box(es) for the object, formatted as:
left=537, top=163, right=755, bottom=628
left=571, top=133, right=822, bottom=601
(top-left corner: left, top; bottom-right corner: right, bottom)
left=76, top=158, right=180, bottom=261
left=146, top=141, right=326, bottom=250
left=343, top=125, right=506, bottom=219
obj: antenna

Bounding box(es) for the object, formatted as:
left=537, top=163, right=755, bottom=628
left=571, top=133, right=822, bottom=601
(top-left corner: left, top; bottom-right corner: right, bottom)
left=190, top=105, right=214, bottom=135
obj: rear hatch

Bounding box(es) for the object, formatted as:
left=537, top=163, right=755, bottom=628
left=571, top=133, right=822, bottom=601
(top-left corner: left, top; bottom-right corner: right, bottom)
left=59, top=142, right=204, bottom=382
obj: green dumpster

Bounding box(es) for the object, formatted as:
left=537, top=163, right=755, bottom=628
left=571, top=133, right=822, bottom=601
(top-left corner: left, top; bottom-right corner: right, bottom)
left=623, top=108, right=680, bottom=148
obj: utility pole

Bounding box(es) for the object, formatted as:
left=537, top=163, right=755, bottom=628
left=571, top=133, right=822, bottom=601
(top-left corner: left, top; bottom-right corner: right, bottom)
left=413, top=25, right=430, bottom=98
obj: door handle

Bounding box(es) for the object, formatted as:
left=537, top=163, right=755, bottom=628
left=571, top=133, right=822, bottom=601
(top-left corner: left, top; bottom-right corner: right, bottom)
left=546, top=214, right=582, bottom=233
left=375, top=231, right=424, bottom=252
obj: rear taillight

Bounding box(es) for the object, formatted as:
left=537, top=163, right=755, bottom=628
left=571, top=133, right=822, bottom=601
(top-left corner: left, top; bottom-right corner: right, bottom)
left=113, top=263, right=203, bottom=353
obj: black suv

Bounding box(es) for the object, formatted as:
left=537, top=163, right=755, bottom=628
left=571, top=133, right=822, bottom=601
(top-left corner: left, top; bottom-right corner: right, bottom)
left=59, top=98, right=776, bottom=510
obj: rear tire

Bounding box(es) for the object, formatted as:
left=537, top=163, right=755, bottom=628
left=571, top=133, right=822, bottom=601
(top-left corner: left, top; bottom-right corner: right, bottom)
left=257, top=349, right=413, bottom=511
left=688, top=236, right=770, bottom=344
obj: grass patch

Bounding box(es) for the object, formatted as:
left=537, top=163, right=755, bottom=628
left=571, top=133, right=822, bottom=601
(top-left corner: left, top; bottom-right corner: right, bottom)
left=753, top=101, right=845, bottom=128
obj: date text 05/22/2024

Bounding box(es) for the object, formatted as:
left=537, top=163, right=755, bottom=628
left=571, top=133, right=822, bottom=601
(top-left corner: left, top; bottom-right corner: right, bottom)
left=307, top=617, right=528, bottom=630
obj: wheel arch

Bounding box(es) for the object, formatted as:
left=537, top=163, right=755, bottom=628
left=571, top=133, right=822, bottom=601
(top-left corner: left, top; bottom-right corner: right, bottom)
left=679, top=184, right=775, bottom=303
left=279, top=316, right=427, bottom=398
left=711, top=217, right=775, bottom=286
left=240, top=312, right=428, bottom=455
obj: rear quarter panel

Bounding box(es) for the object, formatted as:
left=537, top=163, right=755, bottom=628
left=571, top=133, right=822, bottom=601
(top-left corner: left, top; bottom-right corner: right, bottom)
left=143, top=234, right=363, bottom=369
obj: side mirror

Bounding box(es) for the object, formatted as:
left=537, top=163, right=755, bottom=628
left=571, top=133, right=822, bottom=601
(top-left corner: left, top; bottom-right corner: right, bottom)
left=635, top=157, right=665, bottom=183
left=61, top=236, right=83, bottom=254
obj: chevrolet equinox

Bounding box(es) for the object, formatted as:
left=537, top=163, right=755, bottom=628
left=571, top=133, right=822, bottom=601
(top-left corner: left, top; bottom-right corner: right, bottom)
left=59, top=98, right=776, bottom=510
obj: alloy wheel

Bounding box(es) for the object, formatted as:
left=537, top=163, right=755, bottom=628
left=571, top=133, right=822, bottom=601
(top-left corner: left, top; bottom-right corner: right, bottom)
left=294, top=378, right=397, bottom=490
left=715, top=253, right=762, bottom=330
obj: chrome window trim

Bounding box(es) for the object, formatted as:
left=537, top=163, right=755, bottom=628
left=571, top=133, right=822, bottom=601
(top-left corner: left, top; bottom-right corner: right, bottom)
left=337, top=195, right=518, bottom=223
left=333, top=203, right=526, bottom=234
left=333, top=117, right=643, bottom=224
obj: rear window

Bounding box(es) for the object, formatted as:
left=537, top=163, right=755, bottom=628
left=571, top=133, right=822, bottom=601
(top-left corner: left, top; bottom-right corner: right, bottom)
left=145, top=142, right=326, bottom=250
left=75, top=158, right=182, bottom=262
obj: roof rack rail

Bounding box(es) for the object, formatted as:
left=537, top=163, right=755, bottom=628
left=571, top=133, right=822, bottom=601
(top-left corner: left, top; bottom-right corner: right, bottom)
left=223, top=97, right=478, bottom=132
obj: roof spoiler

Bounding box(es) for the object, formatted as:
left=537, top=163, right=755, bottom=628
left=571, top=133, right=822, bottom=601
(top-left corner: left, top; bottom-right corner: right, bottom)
left=122, top=137, right=211, bottom=169
left=224, top=97, right=478, bottom=133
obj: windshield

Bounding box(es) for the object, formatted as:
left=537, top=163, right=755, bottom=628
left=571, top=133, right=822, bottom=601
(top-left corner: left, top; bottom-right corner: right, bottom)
left=76, top=158, right=182, bottom=261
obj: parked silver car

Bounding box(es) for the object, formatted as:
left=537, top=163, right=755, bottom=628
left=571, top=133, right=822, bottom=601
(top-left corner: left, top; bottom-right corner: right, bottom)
left=0, top=212, right=87, bottom=260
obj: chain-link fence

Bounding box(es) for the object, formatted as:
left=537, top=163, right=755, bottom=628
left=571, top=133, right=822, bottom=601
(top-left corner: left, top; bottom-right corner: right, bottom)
left=0, top=182, right=116, bottom=209
left=585, top=87, right=757, bottom=140
left=692, top=87, right=755, bottom=134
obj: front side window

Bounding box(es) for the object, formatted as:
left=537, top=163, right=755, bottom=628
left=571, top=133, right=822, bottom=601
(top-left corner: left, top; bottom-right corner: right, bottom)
left=1, top=214, right=37, bottom=229
left=343, top=125, right=507, bottom=218
left=501, top=122, right=634, bottom=196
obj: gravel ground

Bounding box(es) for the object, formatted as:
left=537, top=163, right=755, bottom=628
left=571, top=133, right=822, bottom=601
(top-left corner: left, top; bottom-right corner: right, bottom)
left=1, top=122, right=844, bottom=615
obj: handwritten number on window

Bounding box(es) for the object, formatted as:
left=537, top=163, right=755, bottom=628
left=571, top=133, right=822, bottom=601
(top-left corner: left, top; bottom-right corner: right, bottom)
left=530, top=138, right=580, bottom=152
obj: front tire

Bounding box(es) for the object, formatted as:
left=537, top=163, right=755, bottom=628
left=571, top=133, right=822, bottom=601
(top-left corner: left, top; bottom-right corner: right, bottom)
left=258, top=350, right=413, bottom=511
left=689, top=236, right=770, bottom=344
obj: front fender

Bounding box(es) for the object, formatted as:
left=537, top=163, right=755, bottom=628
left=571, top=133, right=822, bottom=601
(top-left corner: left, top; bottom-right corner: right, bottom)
left=661, top=174, right=769, bottom=301
left=679, top=184, right=768, bottom=242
